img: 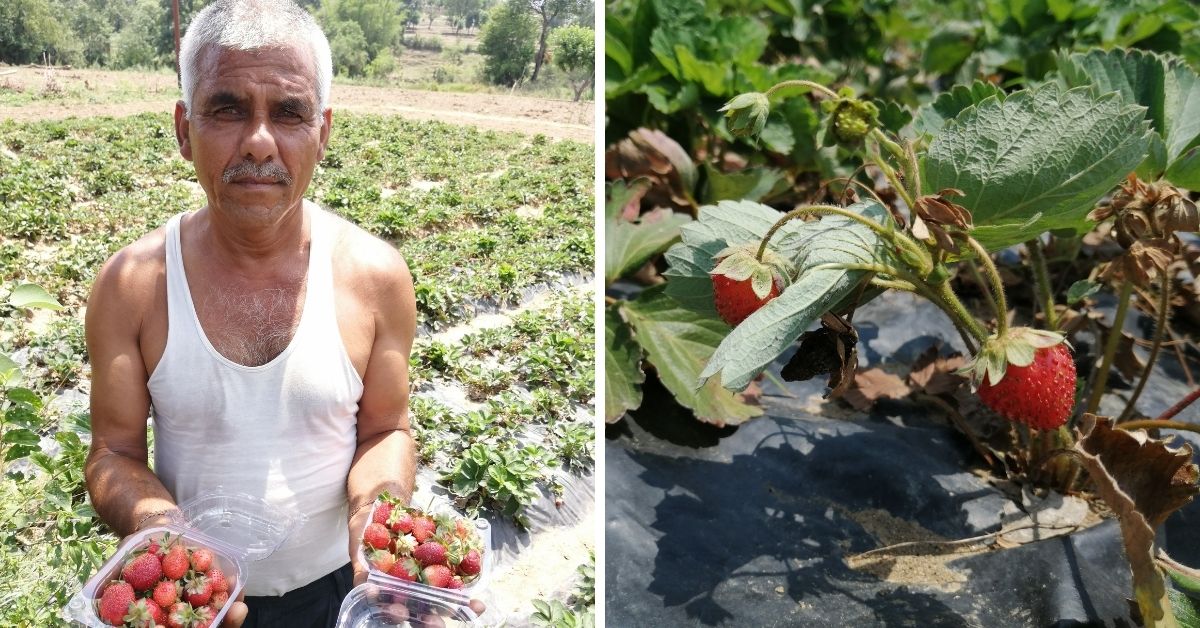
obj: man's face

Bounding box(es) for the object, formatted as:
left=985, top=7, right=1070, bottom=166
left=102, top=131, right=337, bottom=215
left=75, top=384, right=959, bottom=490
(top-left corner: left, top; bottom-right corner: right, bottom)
left=174, top=43, right=331, bottom=223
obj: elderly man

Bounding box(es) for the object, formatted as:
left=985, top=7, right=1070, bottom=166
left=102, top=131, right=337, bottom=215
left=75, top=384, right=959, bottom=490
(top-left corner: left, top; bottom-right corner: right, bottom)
left=84, top=1, right=416, bottom=625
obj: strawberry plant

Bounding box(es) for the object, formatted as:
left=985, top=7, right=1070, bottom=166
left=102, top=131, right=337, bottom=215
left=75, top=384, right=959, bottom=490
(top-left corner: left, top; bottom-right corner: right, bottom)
left=608, top=43, right=1200, bottom=625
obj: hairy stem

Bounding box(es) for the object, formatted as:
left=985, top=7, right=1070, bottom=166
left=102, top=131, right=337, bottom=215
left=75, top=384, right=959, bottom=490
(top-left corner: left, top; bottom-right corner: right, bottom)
left=867, top=141, right=916, bottom=210
left=755, top=204, right=906, bottom=262
left=967, top=237, right=1008, bottom=338
left=1085, top=279, right=1134, bottom=415
left=964, top=259, right=999, bottom=324
left=934, top=280, right=989, bottom=345
left=1118, top=420, right=1200, bottom=437
left=765, top=79, right=838, bottom=100
left=1026, top=238, right=1059, bottom=331
left=1117, top=281, right=1171, bottom=423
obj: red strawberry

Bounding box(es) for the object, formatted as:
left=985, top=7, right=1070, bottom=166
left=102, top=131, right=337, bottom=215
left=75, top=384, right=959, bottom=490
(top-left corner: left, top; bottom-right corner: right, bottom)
left=367, top=549, right=396, bottom=573
left=390, top=511, right=414, bottom=534
left=152, top=580, right=179, bottom=608
left=710, top=244, right=790, bottom=326
left=207, top=566, right=229, bottom=593
left=363, top=522, right=392, bottom=550
left=457, top=549, right=482, bottom=576
left=979, top=342, right=1076, bottom=429
left=410, top=516, right=436, bottom=542
left=422, top=564, right=454, bottom=588
left=185, top=573, right=213, bottom=607
left=190, top=548, right=213, bottom=573
left=192, top=605, right=215, bottom=628
left=122, top=552, right=163, bottom=592
left=447, top=576, right=464, bottom=589
left=161, top=544, right=189, bottom=580
left=388, top=558, right=421, bottom=582
left=167, top=602, right=194, bottom=628
left=413, top=541, right=447, bottom=566
left=373, top=500, right=393, bottom=526
left=210, top=590, right=230, bottom=611
left=98, top=581, right=135, bottom=625
left=122, top=598, right=164, bottom=627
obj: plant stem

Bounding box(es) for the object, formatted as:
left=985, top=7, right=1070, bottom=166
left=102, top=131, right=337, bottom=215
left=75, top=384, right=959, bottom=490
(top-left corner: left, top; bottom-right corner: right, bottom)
left=1117, top=281, right=1170, bottom=423
left=755, top=204, right=908, bottom=262
left=967, top=237, right=1008, bottom=338
left=1026, top=238, right=1059, bottom=331
left=764, top=79, right=838, bottom=100
left=935, top=280, right=989, bottom=345
left=1085, top=279, right=1134, bottom=415
left=1157, top=388, right=1200, bottom=421
left=964, top=259, right=998, bottom=324
left=867, top=141, right=916, bottom=210
left=1118, top=420, right=1200, bottom=437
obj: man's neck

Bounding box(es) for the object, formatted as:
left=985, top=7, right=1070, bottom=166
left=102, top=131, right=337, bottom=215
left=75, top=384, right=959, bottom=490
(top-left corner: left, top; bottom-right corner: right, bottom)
left=192, top=201, right=309, bottom=276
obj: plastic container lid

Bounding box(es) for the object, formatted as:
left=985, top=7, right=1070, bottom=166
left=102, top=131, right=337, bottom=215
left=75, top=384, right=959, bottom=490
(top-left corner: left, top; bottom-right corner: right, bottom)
left=176, top=488, right=306, bottom=561
left=335, top=573, right=481, bottom=628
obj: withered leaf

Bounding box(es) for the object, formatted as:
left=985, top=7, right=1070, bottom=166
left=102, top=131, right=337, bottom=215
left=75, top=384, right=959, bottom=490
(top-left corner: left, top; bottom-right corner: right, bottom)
left=1074, top=415, right=1200, bottom=624
left=781, top=313, right=859, bottom=399
left=907, top=346, right=967, bottom=396
left=843, top=368, right=912, bottom=411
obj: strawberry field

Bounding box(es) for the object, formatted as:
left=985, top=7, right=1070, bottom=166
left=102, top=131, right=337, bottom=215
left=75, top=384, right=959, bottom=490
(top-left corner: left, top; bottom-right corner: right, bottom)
left=605, top=0, right=1200, bottom=626
left=0, top=110, right=595, bottom=625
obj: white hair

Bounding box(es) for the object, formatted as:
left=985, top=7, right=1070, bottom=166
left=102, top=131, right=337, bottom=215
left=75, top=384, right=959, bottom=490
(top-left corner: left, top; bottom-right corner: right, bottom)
left=179, top=0, right=333, bottom=117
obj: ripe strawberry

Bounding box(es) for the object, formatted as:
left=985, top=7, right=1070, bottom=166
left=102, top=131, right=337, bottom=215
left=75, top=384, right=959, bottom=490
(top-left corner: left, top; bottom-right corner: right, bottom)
left=190, top=548, right=213, bottom=573
left=122, top=598, right=164, bottom=628
left=185, top=573, right=213, bottom=607
left=161, top=544, right=189, bottom=580
left=373, top=500, right=393, bottom=526
left=709, top=244, right=791, bottom=326
left=207, top=566, right=229, bottom=593
left=968, top=328, right=1076, bottom=430
left=122, top=552, right=163, bottom=592
left=413, top=541, right=447, bottom=566
left=192, top=605, right=215, bottom=628
left=167, top=602, right=193, bottom=628
left=410, top=516, right=436, bottom=542
left=447, top=576, right=464, bottom=590
left=457, top=549, right=482, bottom=576
left=363, top=522, right=392, bottom=550
left=210, top=590, right=230, bottom=611
left=388, top=558, right=421, bottom=582
left=367, top=548, right=397, bottom=573
left=152, top=580, right=179, bottom=608
left=422, top=564, right=454, bottom=588
left=98, top=581, right=135, bottom=626
left=390, top=511, right=414, bottom=534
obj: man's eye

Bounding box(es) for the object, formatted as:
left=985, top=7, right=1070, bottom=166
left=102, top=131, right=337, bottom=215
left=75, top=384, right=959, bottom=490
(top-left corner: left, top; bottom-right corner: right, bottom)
left=277, top=110, right=304, bottom=121
left=213, top=106, right=242, bottom=117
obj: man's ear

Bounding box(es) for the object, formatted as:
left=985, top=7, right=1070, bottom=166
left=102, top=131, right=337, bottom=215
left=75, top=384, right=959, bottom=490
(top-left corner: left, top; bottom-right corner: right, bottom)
left=316, top=108, right=332, bottom=162
left=174, top=101, right=193, bottom=161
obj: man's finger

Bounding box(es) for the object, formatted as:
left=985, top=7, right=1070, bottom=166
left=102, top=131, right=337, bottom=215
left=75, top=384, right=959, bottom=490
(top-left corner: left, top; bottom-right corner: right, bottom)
left=353, top=566, right=367, bottom=586
left=221, top=600, right=248, bottom=627
left=468, top=599, right=487, bottom=615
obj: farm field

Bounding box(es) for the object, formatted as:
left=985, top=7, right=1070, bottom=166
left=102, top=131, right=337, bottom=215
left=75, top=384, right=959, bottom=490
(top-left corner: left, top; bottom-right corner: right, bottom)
left=0, top=84, right=595, bottom=623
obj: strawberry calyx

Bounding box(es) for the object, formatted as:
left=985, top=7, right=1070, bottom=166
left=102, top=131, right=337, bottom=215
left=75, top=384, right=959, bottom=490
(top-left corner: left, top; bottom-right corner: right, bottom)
left=963, top=326, right=1067, bottom=387
left=710, top=243, right=794, bottom=300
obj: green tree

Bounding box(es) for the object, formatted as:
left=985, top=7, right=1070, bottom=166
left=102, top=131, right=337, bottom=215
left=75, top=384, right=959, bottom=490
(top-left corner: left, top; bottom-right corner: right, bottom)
left=110, top=0, right=163, bottom=69
left=319, top=0, right=401, bottom=59
left=0, top=0, right=72, bottom=65
left=327, top=18, right=369, bottom=76
left=478, top=0, right=536, bottom=86
left=444, top=0, right=481, bottom=35
left=548, top=24, right=592, bottom=100
left=527, top=0, right=574, bottom=81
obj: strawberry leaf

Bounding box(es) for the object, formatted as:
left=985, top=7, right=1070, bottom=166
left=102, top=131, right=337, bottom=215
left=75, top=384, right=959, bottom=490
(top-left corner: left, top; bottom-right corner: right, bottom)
left=912, top=80, right=1005, bottom=138
left=622, top=285, right=761, bottom=426
left=604, top=305, right=644, bottom=423
left=921, top=83, right=1151, bottom=251
left=7, top=283, right=63, bottom=311
left=605, top=204, right=691, bottom=284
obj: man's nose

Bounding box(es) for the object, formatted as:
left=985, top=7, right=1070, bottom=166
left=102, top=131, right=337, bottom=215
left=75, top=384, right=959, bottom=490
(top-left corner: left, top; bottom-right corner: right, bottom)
left=239, top=111, right=278, bottom=163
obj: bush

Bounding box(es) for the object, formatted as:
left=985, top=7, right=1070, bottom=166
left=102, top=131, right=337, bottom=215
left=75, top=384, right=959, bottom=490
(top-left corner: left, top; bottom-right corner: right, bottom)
left=365, top=48, right=397, bottom=79
left=329, top=19, right=370, bottom=76
left=405, top=34, right=443, bottom=52
left=478, top=0, right=537, bottom=86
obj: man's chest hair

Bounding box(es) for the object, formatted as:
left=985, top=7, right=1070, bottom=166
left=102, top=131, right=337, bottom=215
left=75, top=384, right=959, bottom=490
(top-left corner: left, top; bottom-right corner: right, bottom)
left=193, top=275, right=307, bottom=367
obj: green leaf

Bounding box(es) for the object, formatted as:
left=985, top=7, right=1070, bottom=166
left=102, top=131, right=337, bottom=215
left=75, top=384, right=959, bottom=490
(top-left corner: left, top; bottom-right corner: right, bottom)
left=1165, top=145, right=1200, bottom=190
left=7, top=387, right=41, bottom=408
left=8, top=283, right=63, bottom=311
left=605, top=179, right=647, bottom=222
left=605, top=208, right=690, bottom=284
left=604, top=305, right=644, bottom=422
left=912, top=81, right=1006, bottom=138
left=622, top=286, right=762, bottom=425
left=639, top=81, right=699, bottom=115
left=674, top=45, right=729, bottom=96
left=701, top=164, right=789, bottom=204
left=1046, top=0, right=1073, bottom=21
left=605, top=31, right=633, bottom=75
left=1166, top=561, right=1200, bottom=596
left=1067, top=279, right=1102, bottom=304
left=1058, top=48, right=1200, bottom=173
left=699, top=202, right=892, bottom=389
left=922, top=84, right=1151, bottom=251
left=606, top=65, right=668, bottom=100
left=874, top=99, right=913, bottom=135
left=1168, top=588, right=1200, bottom=628
left=0, top=352, right=20, bottom=386
left=713, top=16, right=769, bottom=68
left=922, top=22, right=977, bottom=75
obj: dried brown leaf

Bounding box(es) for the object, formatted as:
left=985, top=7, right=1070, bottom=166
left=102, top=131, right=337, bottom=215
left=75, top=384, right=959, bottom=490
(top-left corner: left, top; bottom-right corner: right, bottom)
left=843, top=368, right=912, bottom=411
left=908, top=346, right=967, bottom=396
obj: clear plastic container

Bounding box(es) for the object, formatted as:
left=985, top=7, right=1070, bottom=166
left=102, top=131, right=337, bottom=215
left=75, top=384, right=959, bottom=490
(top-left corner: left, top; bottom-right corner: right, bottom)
left=335, top=573, right=482, bottom=628
left=356, top=495, right=493, bottom=602
left=64, top=490, right=304, bottom=626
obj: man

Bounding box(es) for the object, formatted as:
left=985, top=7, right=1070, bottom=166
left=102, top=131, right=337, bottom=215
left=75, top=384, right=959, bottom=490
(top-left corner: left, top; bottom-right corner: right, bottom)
left=84, top=1, right=416, bottom=625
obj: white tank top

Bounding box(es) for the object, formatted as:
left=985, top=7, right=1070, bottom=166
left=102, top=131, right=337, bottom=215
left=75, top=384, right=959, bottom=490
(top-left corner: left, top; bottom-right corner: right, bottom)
left=148, top=203, right=363, bottom=596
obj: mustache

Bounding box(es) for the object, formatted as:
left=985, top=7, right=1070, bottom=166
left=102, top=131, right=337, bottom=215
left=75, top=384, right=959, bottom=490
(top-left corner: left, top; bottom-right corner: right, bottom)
left=222, top=161, right=293, bottom=185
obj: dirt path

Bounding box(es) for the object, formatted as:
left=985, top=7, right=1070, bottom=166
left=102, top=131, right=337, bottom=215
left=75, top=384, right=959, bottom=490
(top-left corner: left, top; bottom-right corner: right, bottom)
left=0, top=66, right=594, bottom=142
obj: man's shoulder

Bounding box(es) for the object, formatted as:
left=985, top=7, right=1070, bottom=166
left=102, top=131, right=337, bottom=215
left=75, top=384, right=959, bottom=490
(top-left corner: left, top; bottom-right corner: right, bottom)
left=92, top=225, right=169, bottom=295
left=321, top=207, right=411, bottom=287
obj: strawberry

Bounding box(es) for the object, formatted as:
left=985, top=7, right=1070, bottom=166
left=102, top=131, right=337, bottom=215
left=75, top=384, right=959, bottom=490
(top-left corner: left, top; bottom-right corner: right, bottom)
left=373, top=500, right=393, bottom=526
left=390, top=511, right=414, bottom=534
left=447, top=576, right=464, bottom=589
left=190, top=548, right=213, bottom=573
left=421, top=564, right=454, bottom=588
left=185, top=572, right=213, bottom=607
left=122, top=598, right=164, bottom=627
left=122, top=552, right=163, bottom=592
left=207, top=566, right=229, bottom=593
left=167, top=602, right=194, bottom=628
left=161, top=544, right=189, bottom=580
left=363, top=522, right=391, bottom=550
left=454, top=518, right=472, bottom=539
left=388, top=558, right=421, bottom=582
left=152, top=580, right=179, bottom=608
left=457, top=549, right=482, bottom=576
left=210, top=590, right=230, bottom=611
left=192, top=605, right=215, bottom=628
left=968, top=328, right=1076, bottom=430
left=412, top=541, right=447, bottom=567
left=367, top=548, right=396, bottom=573
left=410, top=516, right=436, bottom=542
left=98, top=581, right=135, bottom=626
left=709, top=244, right=791, bottom=326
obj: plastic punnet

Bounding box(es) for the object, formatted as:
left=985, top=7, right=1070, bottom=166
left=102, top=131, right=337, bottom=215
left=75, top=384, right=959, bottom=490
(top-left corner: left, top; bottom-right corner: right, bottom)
left=335, top=573, right=482, bottom=628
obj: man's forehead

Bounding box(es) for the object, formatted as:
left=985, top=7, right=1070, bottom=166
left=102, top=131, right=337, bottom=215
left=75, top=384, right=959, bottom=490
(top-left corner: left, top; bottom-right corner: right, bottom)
left=196, top=44, right=318, bottom=98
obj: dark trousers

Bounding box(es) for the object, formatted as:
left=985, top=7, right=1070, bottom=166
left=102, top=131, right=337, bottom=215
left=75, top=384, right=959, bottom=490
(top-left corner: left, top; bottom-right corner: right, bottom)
left=243, top=563, right=354, bottom=628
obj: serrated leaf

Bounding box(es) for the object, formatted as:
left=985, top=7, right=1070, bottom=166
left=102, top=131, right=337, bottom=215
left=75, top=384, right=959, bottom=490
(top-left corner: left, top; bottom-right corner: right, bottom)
left=1165, top=145, right=1200, bottom=190
left=8, top=283, right=63, bottom=311
left=639, top=81, right=699, bottom=115
left=2, top=428, right=39, bottom=447
left=701, top=164, right=789, bottom=204
left=1058, top=48, right=1200, bottom=175
left=1067, top=279, right=1102, bottom=304
left=605, top=208, right=690, bottom=284
left=605, top=305, right=644, bottom=423
left=912, top=81, right=1006, bottom=138
left=622, top=286, right=762, bottom=426
left=874, top=99, right=913, bottom=135
left=713, top=16, right=769, bottom=68
left=699, top=202, right=892, bottom=390
left=674, top=45, right=728, bottom=96
left=6, top=387, right=40, bottom=408
left=922, top=84, right=1151, bottom=251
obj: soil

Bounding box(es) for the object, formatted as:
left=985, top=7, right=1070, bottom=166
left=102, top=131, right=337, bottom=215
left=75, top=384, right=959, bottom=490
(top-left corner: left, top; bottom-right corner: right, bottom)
left=0, top=66, right=594, bottom=142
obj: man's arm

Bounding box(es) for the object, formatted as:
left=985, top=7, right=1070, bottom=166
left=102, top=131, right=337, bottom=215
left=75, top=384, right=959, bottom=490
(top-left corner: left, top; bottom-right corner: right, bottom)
left=345, top=240, right=418, bottom=583
left=84, top=244, right=178, bottom=536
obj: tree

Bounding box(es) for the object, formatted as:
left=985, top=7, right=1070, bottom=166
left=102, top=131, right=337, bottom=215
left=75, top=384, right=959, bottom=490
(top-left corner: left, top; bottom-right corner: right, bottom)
left=0, top=0, right=71, bottom=65
left=444, top=0, right=481, bottom=35
left=327, top=19, right=369, bottom=76
left=478, top=0, right=536, bottom=86
left=527, top=0, right=573, bottom=81
left=319, top=0, right=402, bottom=59
left=548, top=24, right=592, bottom=101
